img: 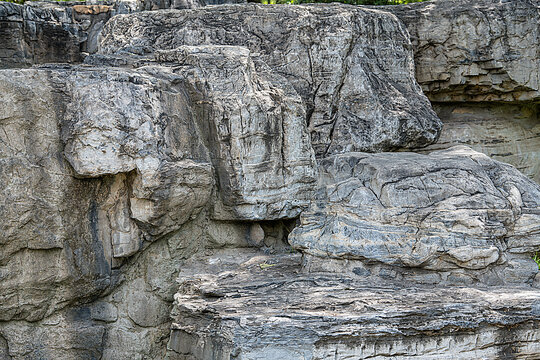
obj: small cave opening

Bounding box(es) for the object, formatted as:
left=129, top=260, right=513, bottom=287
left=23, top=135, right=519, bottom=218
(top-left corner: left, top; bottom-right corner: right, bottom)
left=245, top=218, right=300, bottom=251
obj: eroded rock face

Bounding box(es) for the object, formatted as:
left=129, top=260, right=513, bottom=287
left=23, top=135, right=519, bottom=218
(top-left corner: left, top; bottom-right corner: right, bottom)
left=59, top=65, right=214, bottom=239
left=389, top=0, right=540, bottom=184
left=0, top=41, right=317, bottom=323
left=155, top=46, right=318, bottom=220
left=420, top=102, right=540, bottom=184
left=168, top=249, right=540, bottom=360
left=390, top=0, right=540, bottom=103
left=289, top=146, right=540, bottom=286
left=0, top=1, right=539, bottom=359
left=99, top=4, right=442, bottom=156
left=0, top=2, right=114, bottom=68
left=0, top=69, right=114, bottom=322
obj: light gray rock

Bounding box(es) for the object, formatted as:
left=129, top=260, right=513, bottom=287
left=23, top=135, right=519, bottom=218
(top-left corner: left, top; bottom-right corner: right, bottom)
left=418, top=103, right=540, bottom=184
left=289, top=146, right=540, bottom=285
left=390, top=0, right=540, bottom=103
left=0, top=64, right=213, bottom=321
left=0, top=69, right=115, bottom=322
left=1, top=1, right=539, bottom=359
left=99, top=4, right=442, bottom=156
left=388, top=0, right=540, bottom=185
left=58, top=65, right=214, bottom=240
left=167, top=249, right=540, bottom=360
left=155, top=46, right=318, bottom=220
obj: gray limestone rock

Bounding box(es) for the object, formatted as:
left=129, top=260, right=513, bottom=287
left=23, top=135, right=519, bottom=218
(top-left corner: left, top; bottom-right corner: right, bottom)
left=289, top=146, right=540, bottom=286
left=59, top=65, right=214, bottom=238
left=167, top=249, right=540, bottom=360
left=419, top=102, right=540, bottom=184
left=0, top=64, right=213, bottom=322
left=155, top=46, right=318, bottom=220
left=390, top=0, right=540, bottom=103
left=99, top=4, right=442, bottom=156
left=388, top=0, right=540, bottom=185
left=0, top=69, right=115, bottom=322
left=0, top=1, right=539, bottom=359
left=0, top=2, right=115, bottom=68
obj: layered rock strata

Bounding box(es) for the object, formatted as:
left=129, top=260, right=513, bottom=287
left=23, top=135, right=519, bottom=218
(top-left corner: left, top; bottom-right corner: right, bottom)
left=389, top=0, right=540, bottom=183
left=168, top=249, right=540, bottom=360
left=0, top=1, right=538, bottom=359
left=289, top=146, right=540, bottom=286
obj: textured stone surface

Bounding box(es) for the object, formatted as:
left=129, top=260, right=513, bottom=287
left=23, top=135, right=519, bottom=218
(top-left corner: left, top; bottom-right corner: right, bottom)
left=0, top=69, right=115, bottom=322
left=420, top=103, right=540, bottom=184
left=289, top=146, right=540, bottom=286
left=390, top=0, right=540, bottom=103
left=59, top=65, right=214, bottom=238
left=389, top=0, right=540, bottom=185
left=0, top=40, right=316, bottom=318
left=0, top=2, right=85, bottom=68
left=99, top=4, right=442, bottom=156
left=168, top=249, right=540, bottom=360
left=1, top=1, right=539, bottom=359
left=155, top=46, right=318, bottom=220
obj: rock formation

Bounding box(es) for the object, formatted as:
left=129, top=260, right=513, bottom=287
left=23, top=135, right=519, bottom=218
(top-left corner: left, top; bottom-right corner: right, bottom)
left=98, top=4, right=442, bottom=156
left=390, top=0, right=540, bottom=183
left=0, top=0, right=538, bottom=359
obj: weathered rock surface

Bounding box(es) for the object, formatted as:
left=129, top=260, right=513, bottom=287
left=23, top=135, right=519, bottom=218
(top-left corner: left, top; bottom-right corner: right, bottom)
left=0, top=1, right=539, bottom=359
left=99, top=4, right=442, bottom=156
left=168, top=249, right=540, bottom=360
left=155, top=46, right=318, bottom=220
left=0, top=2, right=86, bottom=67
left=0, top=0, right=233, bottom=69
left=0, top=40, right=317, bottom=321
left=0, top=69, right=116, bottom=322
left=420, top=102, right=540, bottom=184
left=389, top=0, right=540, bottom=184
left=290, top=146, right=540, bottom=286
left=390, top=0, right=540, bottom=103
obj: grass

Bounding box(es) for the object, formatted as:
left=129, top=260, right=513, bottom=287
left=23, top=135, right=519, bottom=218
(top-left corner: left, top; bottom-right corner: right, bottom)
left=534, top=252, right=540, bottom=270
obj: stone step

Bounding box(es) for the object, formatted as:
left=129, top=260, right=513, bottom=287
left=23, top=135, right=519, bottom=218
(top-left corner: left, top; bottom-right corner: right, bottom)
left=168, top=249, right=540, bottom=360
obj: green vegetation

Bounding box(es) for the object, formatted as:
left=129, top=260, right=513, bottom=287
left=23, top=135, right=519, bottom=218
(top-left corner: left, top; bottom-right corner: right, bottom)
left=534, top=252, right=540, bottom=270
left=259, top=0, right=428, bottom=5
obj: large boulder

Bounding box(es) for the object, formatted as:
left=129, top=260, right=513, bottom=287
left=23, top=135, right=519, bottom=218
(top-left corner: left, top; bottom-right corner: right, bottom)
left=155, top=46, right=318, bottom=220
left=99, top=4, right=442, bottom=156
left=289, top=146, right=540, bottom=286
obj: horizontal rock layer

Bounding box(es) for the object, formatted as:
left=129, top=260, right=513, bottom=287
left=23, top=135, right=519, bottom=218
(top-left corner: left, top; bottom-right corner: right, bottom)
left=390, top=0, right=540, bottom=103
left=421, top=102, right=540, bottom=184
left=168, top=249, right=540, bottom=360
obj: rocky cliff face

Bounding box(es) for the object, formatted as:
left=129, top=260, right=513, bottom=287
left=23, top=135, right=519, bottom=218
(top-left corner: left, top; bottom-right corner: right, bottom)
left=390, top=0, right=540, bottom=183
left=0, top=1, right=539, bottom=359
